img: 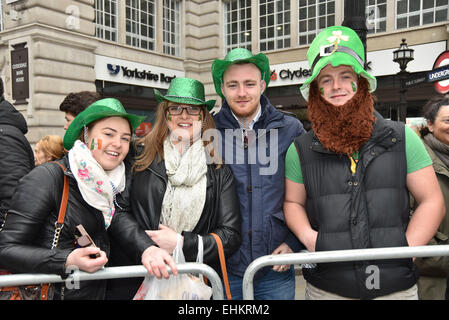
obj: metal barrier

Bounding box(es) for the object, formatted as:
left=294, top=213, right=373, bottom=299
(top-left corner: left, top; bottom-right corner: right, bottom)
left=0, top=262, right=224, bottom=300
left=242, top=244, right=449, bottom=300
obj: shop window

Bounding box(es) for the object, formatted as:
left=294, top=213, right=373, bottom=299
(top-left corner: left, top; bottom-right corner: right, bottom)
left=396, top=0, right=448, bottom=29
left=95, top=0, right=118, bottom=42
left=163, top=0, right=180, bottom=56
left=126, top=0, right=156, bottom=51
left=260, top=0, right=290, bottom=51
left=299, top=0, right=335, bottom=46
left=224, top=0, right=252, bottom=52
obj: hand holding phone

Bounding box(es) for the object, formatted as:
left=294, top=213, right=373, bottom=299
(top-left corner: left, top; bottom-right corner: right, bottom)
left=74, top=224, right=100, bottom=258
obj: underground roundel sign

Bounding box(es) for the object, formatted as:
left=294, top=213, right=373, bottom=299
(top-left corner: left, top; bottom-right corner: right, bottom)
left=432, top=50, right=449, bottom=94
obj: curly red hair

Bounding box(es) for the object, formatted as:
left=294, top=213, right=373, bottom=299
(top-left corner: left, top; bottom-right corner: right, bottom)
left=308, top=77, right=376, bottom=155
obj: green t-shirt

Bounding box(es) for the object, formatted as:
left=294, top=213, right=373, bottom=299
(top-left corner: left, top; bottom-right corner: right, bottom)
left=285, top=125, right=432, bottom=184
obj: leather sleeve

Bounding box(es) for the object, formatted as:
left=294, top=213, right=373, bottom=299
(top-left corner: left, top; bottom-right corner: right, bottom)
left=108, top=172, right=156, bottom=264
left=182, top=164, right=242, bottom=265
left=0, top=164, right=71, bottom=276
left=0, top=126, right=34, bottom=213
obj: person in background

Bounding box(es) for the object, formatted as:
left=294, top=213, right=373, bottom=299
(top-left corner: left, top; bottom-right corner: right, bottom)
left=0, top=77, right=34, bottom=233
left=34, top=135, right=64, bottom=166
left=106, top=77, right=241, bottom=299
left=59, top=91, right=102, bottom=130
left=413, top=95, right=449, bottom=300
left=284, top=25, right=445, bottom=300
left=211, top=48, right=306, bottom=300
left=0, top=98, right=160, bottom=300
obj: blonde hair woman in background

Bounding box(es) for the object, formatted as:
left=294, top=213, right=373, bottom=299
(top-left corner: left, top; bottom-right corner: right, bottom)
left=34, top=135, right=64, bottom=166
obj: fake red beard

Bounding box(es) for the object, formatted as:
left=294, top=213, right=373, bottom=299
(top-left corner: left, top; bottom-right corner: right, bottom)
left=308, top=77, right=376, bottom=155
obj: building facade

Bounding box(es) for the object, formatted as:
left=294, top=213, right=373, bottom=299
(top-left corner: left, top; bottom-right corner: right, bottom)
left=0, top=0, right=448, bottom=143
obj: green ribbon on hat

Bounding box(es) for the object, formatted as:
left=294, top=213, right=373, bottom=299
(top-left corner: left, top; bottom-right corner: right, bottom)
left=63, top=98, right=145, bottom=150
left=300, top=26, right=377, bottom=101
left=211, top=48, right=271, bottom=99
left=154, top=77, right=216, bottom=111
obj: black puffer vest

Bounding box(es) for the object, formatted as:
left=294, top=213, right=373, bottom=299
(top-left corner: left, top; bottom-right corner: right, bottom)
left=294, top=112, right=418, bottom=299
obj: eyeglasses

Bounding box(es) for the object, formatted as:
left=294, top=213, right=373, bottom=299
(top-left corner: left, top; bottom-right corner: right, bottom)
left=167, top=105, right=202, bottom=116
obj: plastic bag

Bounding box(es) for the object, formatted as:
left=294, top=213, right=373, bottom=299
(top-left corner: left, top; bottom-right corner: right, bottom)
left=134, top=234, right=212, bottom=300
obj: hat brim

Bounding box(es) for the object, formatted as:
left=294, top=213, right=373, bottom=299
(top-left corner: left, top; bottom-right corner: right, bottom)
left=300, top=53, right=377, bottom=101
left=154, top=89, right=216, bottom=111
left=212, top=53, right=271, bottom=99
left=63, top=107, right=146, bottom=150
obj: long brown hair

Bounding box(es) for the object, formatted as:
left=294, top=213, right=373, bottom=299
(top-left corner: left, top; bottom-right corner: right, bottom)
left=133, top=101, right=222, bottom=172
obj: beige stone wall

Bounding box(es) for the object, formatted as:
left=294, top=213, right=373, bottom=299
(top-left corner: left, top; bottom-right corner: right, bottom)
left=183, top=0, right=221, bottom=108
left=0, top=0, right=97, bottom=144
left=3, top=0, right=95, bottom=35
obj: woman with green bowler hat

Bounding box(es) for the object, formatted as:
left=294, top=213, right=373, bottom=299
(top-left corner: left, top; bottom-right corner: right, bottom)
left=0, top=98, right=158, bottom=300
left=106, top=77, right=242, bottom=300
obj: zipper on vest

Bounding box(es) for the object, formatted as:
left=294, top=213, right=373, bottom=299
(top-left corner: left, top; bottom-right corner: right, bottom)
left=349, top=151, right=359, bottom=175
left=349, top=155, right=358, bottom=175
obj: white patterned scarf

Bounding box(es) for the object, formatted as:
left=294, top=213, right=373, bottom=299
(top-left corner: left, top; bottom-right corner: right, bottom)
left=68, top=140, right=126, bottom=228
left=160, top=138, right=207, bottom=233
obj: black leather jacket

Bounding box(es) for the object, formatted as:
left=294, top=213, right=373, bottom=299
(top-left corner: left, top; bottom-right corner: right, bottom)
left=0, top=156, right=152, bottom=300
left=0, top=96, right=34, bottom=216
left=107, top=156, right=242, bottom=299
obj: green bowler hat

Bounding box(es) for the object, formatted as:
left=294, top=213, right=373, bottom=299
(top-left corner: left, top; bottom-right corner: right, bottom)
left=211, top=48, right=271, bottom=99
left=300, top=25, right=377, bottom=101
left=63, top=98, right=146, bottom=150
left=154, top=77, right=216, bottom=111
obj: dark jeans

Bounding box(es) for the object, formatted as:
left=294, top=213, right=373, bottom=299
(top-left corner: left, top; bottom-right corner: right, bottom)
left=226, top=266, right=295, bottom=300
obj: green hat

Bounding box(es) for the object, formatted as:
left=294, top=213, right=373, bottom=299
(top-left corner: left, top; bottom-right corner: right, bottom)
left=154, top=77, right=216, bottom=111
left=300, top=25, right=377, bottom=101
left=63, top=98, right=145, bottom=150
left=211, top=48, right=271, bottom=99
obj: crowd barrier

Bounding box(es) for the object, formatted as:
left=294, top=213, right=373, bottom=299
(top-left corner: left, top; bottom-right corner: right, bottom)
left=242, top=244, right=449, bottom=299
left=1, top=245, right=449, bottom=300
left=0, top=262, right=225, bottom=300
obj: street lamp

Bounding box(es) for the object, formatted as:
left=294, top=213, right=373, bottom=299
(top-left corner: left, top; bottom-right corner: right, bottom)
left=393, top=38, right=414, bottom=122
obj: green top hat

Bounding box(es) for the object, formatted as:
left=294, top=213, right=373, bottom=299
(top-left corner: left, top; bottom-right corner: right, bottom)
left=211, top=48, right=271, bottom=99
left=154, top=77, right=216, bottom=111
left=300, top=25, right=377, bottom=101
left=63, top=98, right=145, bottom=150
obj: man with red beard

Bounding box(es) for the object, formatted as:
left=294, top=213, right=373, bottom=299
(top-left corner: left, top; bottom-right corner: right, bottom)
left=284, top=26, right=445, bottom=300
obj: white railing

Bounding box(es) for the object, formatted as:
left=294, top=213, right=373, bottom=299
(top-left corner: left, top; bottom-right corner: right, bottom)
left=0, top=262, right=224, bottom=300
left=242, top=245, right=449, bottom=300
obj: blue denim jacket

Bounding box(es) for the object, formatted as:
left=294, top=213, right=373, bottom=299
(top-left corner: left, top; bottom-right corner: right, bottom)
left=213, top=95, right=306, bottom=277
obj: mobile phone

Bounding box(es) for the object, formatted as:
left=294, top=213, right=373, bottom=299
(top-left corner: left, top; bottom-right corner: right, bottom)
left=74, top=224, right=100, bottom=258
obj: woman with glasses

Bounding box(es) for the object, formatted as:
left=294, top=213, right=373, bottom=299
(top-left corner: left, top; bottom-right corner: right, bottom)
left=106, top=77, right=242, bottom=299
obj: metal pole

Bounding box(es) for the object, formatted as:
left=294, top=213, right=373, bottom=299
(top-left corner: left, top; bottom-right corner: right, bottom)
left=0, top=263, right=225, bottom=300
left=242, top=245, right=449, bottom=300
left=399, top=71, right=408, bottom=122
left=342, top=0, right=368, bottom=64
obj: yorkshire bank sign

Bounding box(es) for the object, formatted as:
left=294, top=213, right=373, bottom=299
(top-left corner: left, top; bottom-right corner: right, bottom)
left=95, top=55, right=185, bottom=89
left=268, top=41, right=446, bottom=88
